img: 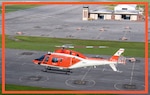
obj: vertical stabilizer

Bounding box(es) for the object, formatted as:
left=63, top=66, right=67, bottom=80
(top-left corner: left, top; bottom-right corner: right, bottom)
left=110, top=48, right=125, bottom=61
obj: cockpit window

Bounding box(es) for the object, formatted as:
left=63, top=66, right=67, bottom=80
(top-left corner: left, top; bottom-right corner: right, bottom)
left=35, top=55, right=45, bottom=61
left=45, top=56, right=49, bottom=62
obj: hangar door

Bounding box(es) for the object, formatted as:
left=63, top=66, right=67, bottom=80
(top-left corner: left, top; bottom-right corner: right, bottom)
left=121, top=15, right=130, bottom=20
left=104, top=14, right=112, bottom=20
left=130, top=15, right=137, bottom=21
left=98, top=14, right=104, bottom=19
left=90, top=14, right=98, bottom=20
left=115, top=15, right=121, bottom=20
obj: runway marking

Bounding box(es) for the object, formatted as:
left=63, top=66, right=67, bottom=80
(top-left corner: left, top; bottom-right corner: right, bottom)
left=114, top=83, right=122, bottom=90
left=95, top=31, right=103, bottom=39
left=114, top=79, right=145, bottom=90
left=66, top=30, right=80, bottom=38
left=81, top=67, right=92, bottom=81
left=65, top=67, right=95, bottom=88
left=129, top=61, right=136, bottom=84
left=121, top=31, right=131, bottom=40
left=19, top=74, right=49, bottom=83
left=65, top=79, right=95, bottom=88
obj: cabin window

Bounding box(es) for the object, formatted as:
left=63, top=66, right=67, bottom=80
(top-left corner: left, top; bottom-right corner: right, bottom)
left=60, top=59, right=62, bottom=62
left=45, top=56, right=49, bottom=62
left=52, top=58, right=58, bottom=63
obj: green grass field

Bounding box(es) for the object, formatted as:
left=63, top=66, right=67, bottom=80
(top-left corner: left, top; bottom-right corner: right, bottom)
left=1, top=35, right=147, bottom=57
left=0, top=84, right=117, bottom=95
left=0, top=4, right=42, bottom=13
left=4, top=84, right=63, bottom=91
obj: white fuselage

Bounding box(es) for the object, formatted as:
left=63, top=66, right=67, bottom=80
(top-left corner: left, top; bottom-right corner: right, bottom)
left=69, top=58, right=117, bottom=69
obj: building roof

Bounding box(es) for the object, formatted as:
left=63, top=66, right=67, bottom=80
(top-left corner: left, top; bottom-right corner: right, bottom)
left=90, top=9, right=113, bottom=14
left=115, top=4, right=137, bottom=9
left=89, top=4, right=140, bottom=15
left=114, top=10, right=140, bottom=15
left=114, top=4, right=139, bottom=14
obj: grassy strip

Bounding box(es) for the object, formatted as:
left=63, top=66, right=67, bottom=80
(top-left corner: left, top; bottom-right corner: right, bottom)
left=1, top=35, right=146, bottom=57
left=0, top=4, right=42, bottom=13
left=0, top=84, right=117, bottom=95
left=5, top=84, right=64, bottom=91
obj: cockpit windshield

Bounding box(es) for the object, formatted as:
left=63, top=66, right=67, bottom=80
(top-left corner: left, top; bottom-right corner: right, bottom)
left=35, top=55, right=45, bottom=61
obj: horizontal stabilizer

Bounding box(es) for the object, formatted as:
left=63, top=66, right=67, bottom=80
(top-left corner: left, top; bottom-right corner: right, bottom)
left=109, top=64, right=117, bottom=71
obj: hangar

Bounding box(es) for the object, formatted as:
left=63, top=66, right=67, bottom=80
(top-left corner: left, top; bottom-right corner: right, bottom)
left=89, top=9, right=113, bottom=20
left=82, top=4, right=144, bottom=21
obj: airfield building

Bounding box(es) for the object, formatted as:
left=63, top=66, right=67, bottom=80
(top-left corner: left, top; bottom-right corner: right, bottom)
left=82, top=4, right=144, bottom=21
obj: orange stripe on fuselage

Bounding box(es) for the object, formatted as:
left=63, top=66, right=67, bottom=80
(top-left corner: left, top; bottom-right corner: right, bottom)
left=109, top=56, right=119, bottom=61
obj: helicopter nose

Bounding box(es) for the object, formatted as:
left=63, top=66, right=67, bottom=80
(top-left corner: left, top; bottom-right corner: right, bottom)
left=32, top=60, right=39, bottom=64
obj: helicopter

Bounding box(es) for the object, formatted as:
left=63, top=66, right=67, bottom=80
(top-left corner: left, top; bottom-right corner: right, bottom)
left=33, top=47, right=126, bottom=74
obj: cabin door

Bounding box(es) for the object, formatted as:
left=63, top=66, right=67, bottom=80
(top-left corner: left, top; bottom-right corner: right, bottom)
left=42, top=55, right=49, bottom=64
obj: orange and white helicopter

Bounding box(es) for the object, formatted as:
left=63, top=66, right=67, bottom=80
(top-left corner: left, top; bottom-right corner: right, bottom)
left=33, top=48, right=126, bottom=74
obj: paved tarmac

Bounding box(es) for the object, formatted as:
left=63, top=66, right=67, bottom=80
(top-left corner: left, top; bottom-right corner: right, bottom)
left=0, top=48, right=146, bottom=91
left=1, top=5, right=146, bottom=42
